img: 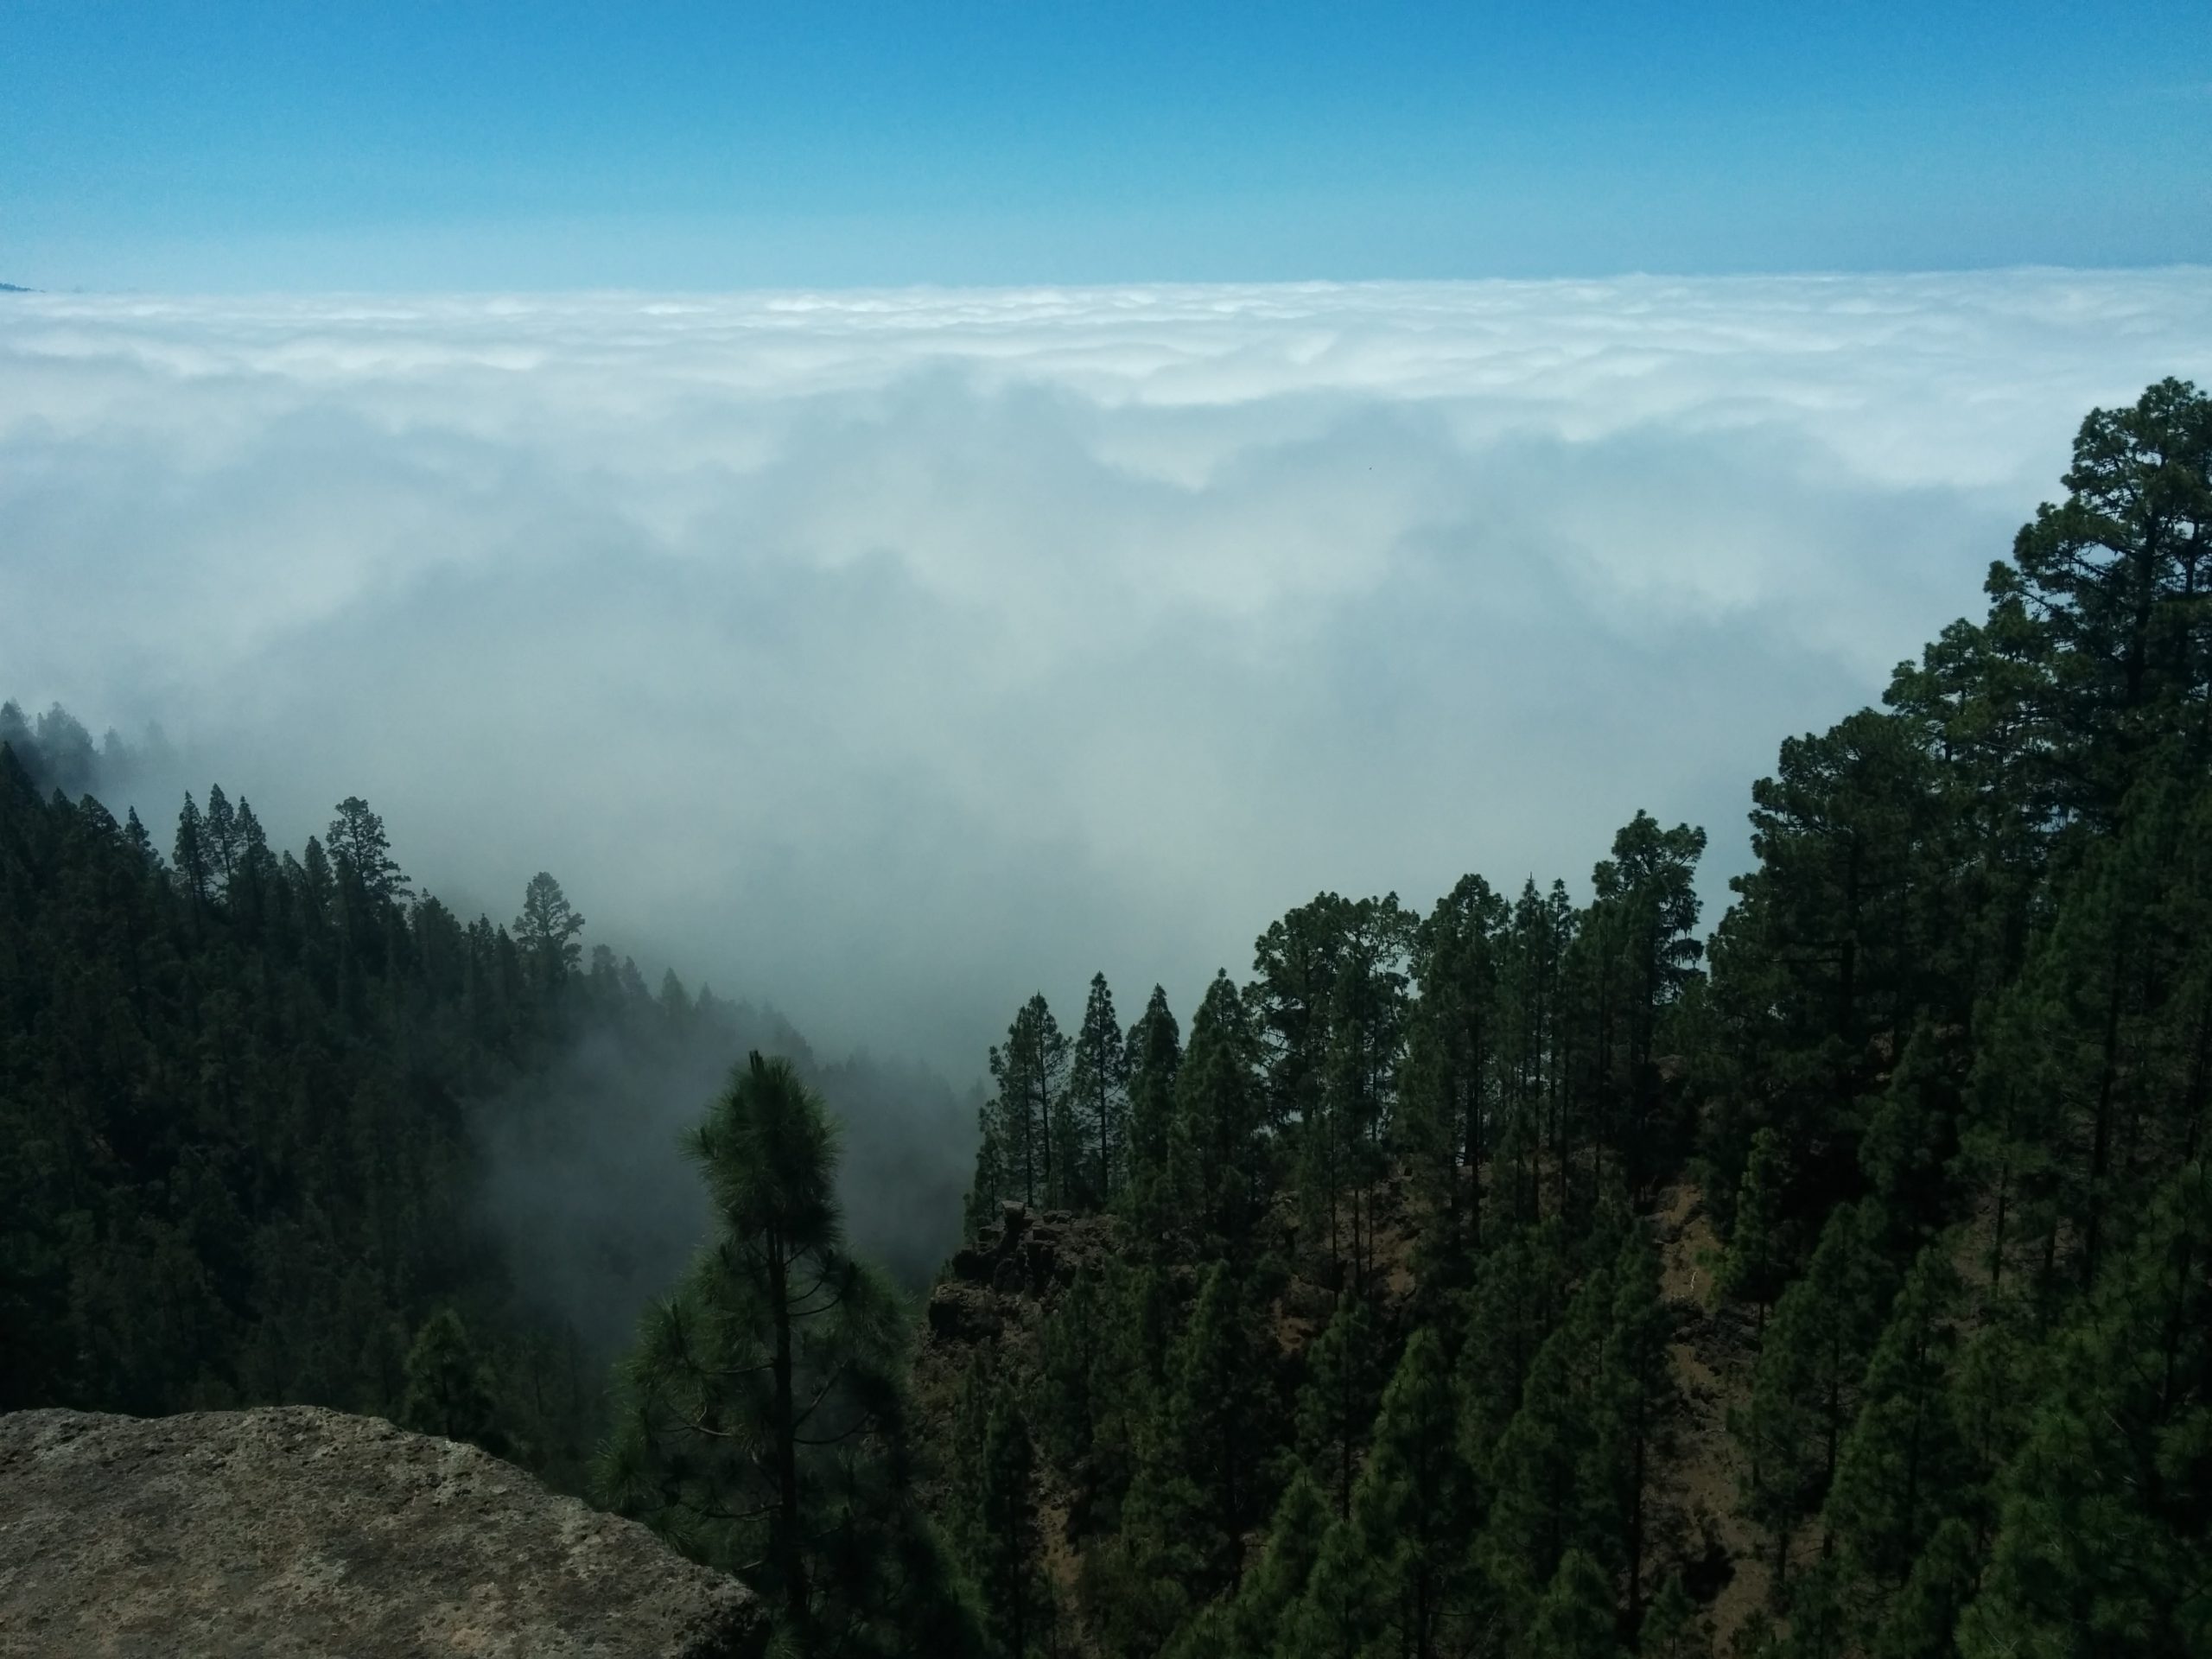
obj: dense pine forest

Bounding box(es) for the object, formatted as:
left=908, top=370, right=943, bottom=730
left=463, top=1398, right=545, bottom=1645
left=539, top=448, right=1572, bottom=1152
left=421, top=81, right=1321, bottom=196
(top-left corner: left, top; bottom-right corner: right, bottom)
left=4, top=378, right=2209, bottom=1657
left=0, top=720, right=969, bottom=1497
left=922, top=378, right=2212, bottom=1659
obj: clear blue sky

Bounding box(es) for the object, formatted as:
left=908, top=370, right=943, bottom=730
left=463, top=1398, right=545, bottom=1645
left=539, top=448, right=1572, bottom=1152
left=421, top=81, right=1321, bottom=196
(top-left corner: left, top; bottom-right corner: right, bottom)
left=3, top=1, right=2206, bottom=289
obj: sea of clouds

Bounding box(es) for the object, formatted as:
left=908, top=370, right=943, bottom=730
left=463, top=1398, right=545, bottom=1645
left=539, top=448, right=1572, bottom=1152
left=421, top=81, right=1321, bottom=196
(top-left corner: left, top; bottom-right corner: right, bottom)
left=4, top=270, right=2209, bottom=1078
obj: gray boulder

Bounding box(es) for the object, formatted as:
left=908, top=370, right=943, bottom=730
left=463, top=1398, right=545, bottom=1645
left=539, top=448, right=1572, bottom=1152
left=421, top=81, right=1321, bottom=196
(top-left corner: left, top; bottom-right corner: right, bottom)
left=0, top=1406, right=768, bottom=1658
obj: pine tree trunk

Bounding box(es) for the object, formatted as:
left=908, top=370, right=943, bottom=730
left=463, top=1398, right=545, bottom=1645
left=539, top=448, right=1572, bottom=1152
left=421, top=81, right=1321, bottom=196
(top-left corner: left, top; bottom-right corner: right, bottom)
left=766, top=1234, right=807, bottom=1633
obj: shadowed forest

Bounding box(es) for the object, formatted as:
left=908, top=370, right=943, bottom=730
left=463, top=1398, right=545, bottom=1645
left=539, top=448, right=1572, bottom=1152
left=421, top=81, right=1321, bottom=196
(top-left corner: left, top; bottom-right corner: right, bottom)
left=4, top=379, right=2209, bottom=1656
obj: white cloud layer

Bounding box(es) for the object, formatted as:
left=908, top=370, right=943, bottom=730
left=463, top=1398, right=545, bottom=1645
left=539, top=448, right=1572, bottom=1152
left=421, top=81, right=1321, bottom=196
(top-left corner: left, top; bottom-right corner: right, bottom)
left=5, top=270, right=2210, bottom=1075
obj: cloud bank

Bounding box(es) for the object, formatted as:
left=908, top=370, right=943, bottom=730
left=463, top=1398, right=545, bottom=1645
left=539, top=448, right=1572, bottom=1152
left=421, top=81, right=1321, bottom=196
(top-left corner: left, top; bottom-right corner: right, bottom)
left=4, top=270, right=2209, bottom=1078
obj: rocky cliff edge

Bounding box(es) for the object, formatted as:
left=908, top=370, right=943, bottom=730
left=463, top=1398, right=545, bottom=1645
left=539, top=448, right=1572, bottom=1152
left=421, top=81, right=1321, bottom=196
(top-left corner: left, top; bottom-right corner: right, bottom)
left=0, top=1406, right=767, bottom=1658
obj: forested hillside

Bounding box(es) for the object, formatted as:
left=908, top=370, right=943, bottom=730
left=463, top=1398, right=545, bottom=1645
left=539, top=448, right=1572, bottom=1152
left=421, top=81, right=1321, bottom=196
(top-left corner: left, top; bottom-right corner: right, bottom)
left=920, top=378, right=2212, bottom=1659
left=0, top=728, right=968, bottom=1491
left=4, top=378, right=2208, bottom=1659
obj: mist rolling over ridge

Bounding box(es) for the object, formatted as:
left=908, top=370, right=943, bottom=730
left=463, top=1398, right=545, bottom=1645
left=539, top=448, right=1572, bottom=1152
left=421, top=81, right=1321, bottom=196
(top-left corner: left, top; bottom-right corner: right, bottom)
left=4, top=270, right=2210, bottom=1085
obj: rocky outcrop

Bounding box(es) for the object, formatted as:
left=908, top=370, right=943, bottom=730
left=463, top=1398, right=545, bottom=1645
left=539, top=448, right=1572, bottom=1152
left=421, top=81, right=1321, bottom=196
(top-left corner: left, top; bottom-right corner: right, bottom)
left=924, top=1202, right=1123, bottom=1357
left=944, top=1202, right=1116, bottom=1294
left=0, top=1406, right=768, bottom=1658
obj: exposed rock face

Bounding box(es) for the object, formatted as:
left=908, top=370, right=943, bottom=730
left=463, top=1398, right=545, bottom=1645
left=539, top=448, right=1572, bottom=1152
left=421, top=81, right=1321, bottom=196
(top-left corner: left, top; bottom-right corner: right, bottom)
left=924, top=1202, right=1124, bottom=1363
left=0, top=1406, right=769, bottom=1659
left=940, top=1201, right=1116, bottom=1298
left=925, top=1279, right=1005, bottom=1344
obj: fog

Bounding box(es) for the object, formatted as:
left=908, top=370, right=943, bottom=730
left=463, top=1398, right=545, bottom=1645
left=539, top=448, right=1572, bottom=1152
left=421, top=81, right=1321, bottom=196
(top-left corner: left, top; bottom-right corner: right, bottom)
left=6, top=270, right=2210, bottom=1090
left=475, top=1013, right=977, bottom=1345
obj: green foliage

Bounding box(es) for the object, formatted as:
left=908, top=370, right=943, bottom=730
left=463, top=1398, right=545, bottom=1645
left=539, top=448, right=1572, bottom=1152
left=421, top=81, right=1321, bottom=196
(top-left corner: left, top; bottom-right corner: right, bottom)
left=983, top=995, right=1074, bottom=1211
left=1824, top=1246, right=1969, bottom=1589
left=1527, top=1548, right=1624, bottom=1659
left=597, top=1053, right=970, bottom=1654
left=399, top=1307, right=506, bottom=1455
left=1295, top=1293, right=1384, bottom=1520
left=1163, top=1469, right=1328, bottom=1659
left=1715, top=1128, right=1786, bottom=1328
left=977, top=1392, right=1053, bottom=1659
left=1402, top=874, right=1509, bottom=1288
left=1732, top=1200, right=1894, bottom=1593
left=1457, top=1217, right=1574, bottom=1472
left=1349, top=1326, right=1474, bottom=1657
left=1172, top=973, right=1269, bottom=1261
left=1957, top=1162, right=2212, bottom=1659
left=1121, top=984, right=1183, bottom=1232
left=1639, top=1573, right=1709, bottom=1659
left=512, top=869, right=583, bottom=988
left=1594, top=1221, right=1677, bottom=1627
left=1069, top=972, right=1130, bottom=1208
left=1157, top=1262, right=1277, bottom=1595
left=1480, top=1260, right=1617, bottom=1610
left=0, top=771, right=621, bottom=1478
left=1869, top=1515, right=1978, bottom=1659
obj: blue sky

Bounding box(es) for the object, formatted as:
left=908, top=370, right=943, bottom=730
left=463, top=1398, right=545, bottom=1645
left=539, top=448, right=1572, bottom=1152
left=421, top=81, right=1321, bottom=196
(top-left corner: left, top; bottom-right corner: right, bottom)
left=3, top=2, right=2208, bottom=289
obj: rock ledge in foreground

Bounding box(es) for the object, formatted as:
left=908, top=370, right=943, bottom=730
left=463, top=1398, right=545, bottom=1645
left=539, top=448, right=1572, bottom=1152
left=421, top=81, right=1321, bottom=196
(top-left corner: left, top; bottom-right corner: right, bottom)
left=0, top=1406, right=767, bottom=1658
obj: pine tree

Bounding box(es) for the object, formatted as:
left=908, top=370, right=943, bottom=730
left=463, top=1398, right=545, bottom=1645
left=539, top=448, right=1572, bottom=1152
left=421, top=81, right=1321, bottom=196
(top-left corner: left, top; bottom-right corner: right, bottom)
left=1296, top=1293, right=1384, bottom=1520
left=598, top=1052, right=962, bottom=1652
left=1481, top=1262, right=1615, bottom=1614
left=1956, top=1161, right=2212, bottom=1659
left=1164, top=1470, right=1329, bottom=1659
left=1084, top=1259, right=1175, bottom=1517
left=1868, top=1516, right=1977, bottom=1659
left=658, top=966, right=692, bottom=1024
left=513, top=871, right=586, bottom=989
left=1404, top=874, right=1507, bottom=1288
left=123, top=804, right=161, bottom=869
left=1037, top=1266, right=1107, bottom=1480
left=1593, top=1222, right=1677, bottom=1630
left=1717, top=1127, right=1788, bottom=1336
left=1458, top=1218, right=1574, bottom=1475
left=978, top=1391, right=1052, bottom=1659
left=1859, top=1024, right=1963, bottom=1239
left=1732, top=1200, right=1895, bottom=1599
left=1723, top=710, right=1937, bottom=1195
left=1353, top=1327, right=1474, bottom=1659
left=947, top=1352, right=995, bottom=1571
left=1527, top=1549, right=1624, bottom=1659
left=1252, top=893, right=1356, bottom=1136
left=1277, top=1510, right=1385, bottom=1659
left=1997, top=377, right=2212, bottom=823
left=1589, top=810, right=1707, bottom=1192
left=1172, top=973, right=1267, bottom=1259
left=1122, top=985, right=1182, bottom=1228
left=1300, top=897, right=1412, bottom=1292
left=1638, top=1573, right=1708, bottom=1659
left=399, top=1307, right=505, bottom=1455
left=1123, top=1265, right=1282, bottom=1618
left=1780, top=1555, right=1852, bottom=1659
left=988, top=995, right=1072, bottom=1211
left=1154, top=1263, right=1274, bottom=1598
left=173, top=791, right=212, bottom=910
left=1068, top=972, right=1128, bottom=1209
left=204, top=784, right=239, bottom=891
left=327, top=795, right=410, bottom=900
left=1825, top=1246, right=1969, bottom=1591
left=965, top=1101, right=1010, bottom=1238
left=231, top=797, right=273, bottom=915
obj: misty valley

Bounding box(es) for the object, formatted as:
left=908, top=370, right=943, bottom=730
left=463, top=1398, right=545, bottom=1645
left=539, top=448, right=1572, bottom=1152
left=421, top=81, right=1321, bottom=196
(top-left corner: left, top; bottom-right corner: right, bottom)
left=3, top=378, right=2209, bottom=1657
